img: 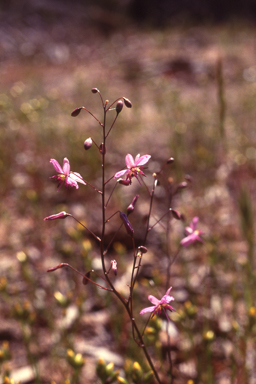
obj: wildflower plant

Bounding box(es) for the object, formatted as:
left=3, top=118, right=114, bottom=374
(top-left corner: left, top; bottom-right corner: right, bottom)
left=45, top=88, right=202, bottom=384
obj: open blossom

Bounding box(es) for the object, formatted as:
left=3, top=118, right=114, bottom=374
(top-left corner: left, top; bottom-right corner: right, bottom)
left=114, top=154, right=151, bottom=184
left=140, top=287, right=175, bottom=321
left=50, top=158, right=86, bottom=191
left=180, top=216, right=203, bottom=247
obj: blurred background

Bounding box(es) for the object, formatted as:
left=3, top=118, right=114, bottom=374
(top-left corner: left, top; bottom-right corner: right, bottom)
left=1, top=1, right=256, bottom=383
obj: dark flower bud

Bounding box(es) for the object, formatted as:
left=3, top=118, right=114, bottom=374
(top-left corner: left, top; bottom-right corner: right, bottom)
left=138, top=246, right=148, bottom=254
left=84, top=137, right=93, bottom=150
left=123, top=97, right=132, bottom=108
left=91, top=88, right=99, bottom=93
left=116, top=100, right=124, bottom=114
left=127, top=194, right=139, bottom=215
left=170, top=208, right=182, bottom=220
left=82, top=271, right=91, bottom=285
left=99, top=143, right=106, bottom=154
left=119, top=211, right=134, bottom=237
left=71, top=107, right=82, bottom=117
left=117, top=178, right=131, bottom=186
left=167, top=157, right=175, bottom=164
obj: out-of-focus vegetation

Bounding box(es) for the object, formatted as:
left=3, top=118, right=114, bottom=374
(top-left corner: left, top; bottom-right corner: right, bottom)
left=1, top=2, right=256, bottom=383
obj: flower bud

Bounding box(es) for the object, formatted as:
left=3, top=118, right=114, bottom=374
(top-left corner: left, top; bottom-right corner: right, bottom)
left=84, top=137, right=93, bottom=150
left=123, top=97, right=132, bottom=108
left=44, top=211, right=70, bottom=221
left=82, top=271, right=91, bottom=285
left=111, top=260, right=117, bottom=276
left=116, top=100, right=124, bottom=114
left=127, top=194, right=139, bottom=215
left=138, top=246, right=147, bottom=254
left=91, top=88, right=99, bottom=93
left=167, top=157, right=175, bottom=164
left=117, top=178, right=131, bottom=186
left=131, top=362, right=143, bottom=382
left=119, top=211, right=134, bottom=237
left=99, top=143, right=106, bottom=154
left=71, top=107, right=82, bottom=117
left=170, top=209, right=182, bottom=220
left=96, top=358, right=106, bottom=380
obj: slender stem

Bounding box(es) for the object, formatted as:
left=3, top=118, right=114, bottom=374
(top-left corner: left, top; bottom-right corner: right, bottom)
left=98, top=102, right=162, bottom=384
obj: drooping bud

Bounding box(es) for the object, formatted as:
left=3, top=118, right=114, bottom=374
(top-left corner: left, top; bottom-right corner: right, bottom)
left=71, top=107, right=82, bottom=117
left=119, top=211, right=134, bottom=237
left=47, top=263, right=67, bottom=272
left=127, top=194, right=139, bottom=215
left=170, top=208, right=182, bottom=220
left=116, top=100, right=124, bottom=114
left=91, top=88, right=99, bottom=93
left=44, top=211, right=71, bottom=221
left=167, top=157, right=175, bottom=164
left=99, top=143, right=106, bottom=154
left=110, top=260, right=117, bottom=276
left=123, top=97, right=132, bottom=108
left=138, top=246, right=148, bottom=254
left=117, top=178, right=131, bottom=186
left=82, top=271, right=91, bottom=285
left=84, top=137, right=93, bottom=150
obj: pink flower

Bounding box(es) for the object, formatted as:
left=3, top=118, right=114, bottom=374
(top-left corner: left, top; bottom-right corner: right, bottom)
left=140, top=287, right=175, bottom=321
left=114, top=154, right=151, bottom=184
left=50, top=158, right=86, bottom=191
left=180, top=216, right=203, bottom=247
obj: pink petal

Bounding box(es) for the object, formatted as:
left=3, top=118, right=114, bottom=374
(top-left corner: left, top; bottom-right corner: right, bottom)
left=50, top=159, right=63, bottom=173
left=180, top=233, right=196, bottom=247
left=65, top=177, right=78, bottom=189
left=191, top=216, right=199, bottom=231
left=165, top=287, right=173, bottom=296
left=70, top=172, right=86, bottom=185
left=148, top=295, right=160, bottom=306
left=161, top=295, right=175, bottom=305
left=125, top=154, right=135, bottom=168
left=62, top=158, right=70, bottom=176
left=140, top=306, right=155, bottom=315
left=134, top=154, right=151, bottom=166
left=114, top=169, right=128, bottom=179
left=184, top=226, right=193, bottom=235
